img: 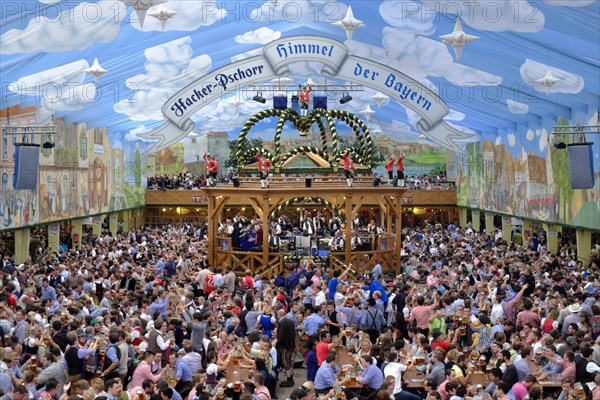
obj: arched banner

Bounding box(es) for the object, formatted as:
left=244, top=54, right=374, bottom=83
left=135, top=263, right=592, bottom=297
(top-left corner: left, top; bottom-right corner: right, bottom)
left=140, top=35, right=478, bottom=154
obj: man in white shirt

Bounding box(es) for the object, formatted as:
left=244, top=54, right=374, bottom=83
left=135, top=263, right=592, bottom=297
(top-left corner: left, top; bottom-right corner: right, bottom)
left=383, top=352, right=419, bottom=400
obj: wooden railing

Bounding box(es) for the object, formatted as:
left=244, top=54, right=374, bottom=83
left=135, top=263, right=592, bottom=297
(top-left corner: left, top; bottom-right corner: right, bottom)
left=214, top=233, right=395, bottom=278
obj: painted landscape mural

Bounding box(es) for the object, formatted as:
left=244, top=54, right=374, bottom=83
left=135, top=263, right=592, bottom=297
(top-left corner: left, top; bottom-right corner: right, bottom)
left=0, top=106, right=147, bottom=231
left=456, top=110, right=600, bottom=230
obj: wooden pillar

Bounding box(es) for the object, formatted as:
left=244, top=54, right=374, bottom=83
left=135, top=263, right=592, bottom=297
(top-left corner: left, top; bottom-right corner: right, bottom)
left=109, top=214, right=118, bottom=236
left=472, top=210, right=481, bottom=233
left=485, top=213, right=495, bottom=235
left=543, top=224, right=561, bottom=254
left=14, top=229, right=30, bottom=264
left=345, top=195, right=352, bottom=265
left=386, top=203, right=392, bottom=234
left=458, top=208, right=468, bottom=228
left=576, top=229, right=592, bottom=266
left=121, top=210, right=130, bottom=233
left=395, top=195, right=402, bottom=275
left=92, top=216, right=102, bottom=236
left=501, top=216, right=512, bottom=243
left=208, top=196, right=216, bottom=267
left=48, top=223, right=60, bottom=252
left=262, top=195, right=270, bottom=269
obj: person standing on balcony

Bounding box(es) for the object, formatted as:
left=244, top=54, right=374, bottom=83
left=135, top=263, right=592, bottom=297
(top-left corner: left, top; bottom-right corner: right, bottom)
left=256, top=152, right=272, bottom=189
left=396, top=152, right=405, bottom=187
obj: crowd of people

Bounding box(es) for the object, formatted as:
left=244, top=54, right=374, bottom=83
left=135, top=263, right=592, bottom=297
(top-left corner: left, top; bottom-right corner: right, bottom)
left=0, top=217, right=599, bottom=400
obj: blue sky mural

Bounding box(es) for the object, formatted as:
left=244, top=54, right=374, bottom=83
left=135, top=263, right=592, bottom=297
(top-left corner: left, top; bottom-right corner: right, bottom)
left=1, top=0, right=598, bottom=153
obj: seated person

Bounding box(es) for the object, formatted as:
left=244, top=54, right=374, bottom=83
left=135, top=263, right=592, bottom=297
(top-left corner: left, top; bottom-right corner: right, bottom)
left=329, top=230, right=344, bottom=251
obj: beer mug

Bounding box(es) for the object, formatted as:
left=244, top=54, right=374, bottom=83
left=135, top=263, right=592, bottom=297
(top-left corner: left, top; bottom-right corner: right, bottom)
left=168, top=377, right=176, bottom=387
left=458, top=327, right=466, bottom=336
left=137, top=389, right=145, bottom=400
left=30, top=356, right=37, bottom=373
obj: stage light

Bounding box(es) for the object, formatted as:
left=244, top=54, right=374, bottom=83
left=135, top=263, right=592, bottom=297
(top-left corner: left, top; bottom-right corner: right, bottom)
left=253, top=92, right=266, bottom=103
left=553, top=142, right=567, bottom=149
left=339, top=92, right=352, bottom=104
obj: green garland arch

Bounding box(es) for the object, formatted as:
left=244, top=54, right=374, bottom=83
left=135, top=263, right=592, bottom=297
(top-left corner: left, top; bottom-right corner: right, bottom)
left=275, top=146, right=329, bottom=168
left=236, top=108, right=373, bottom=169
left=268, top=196, right=346, bottom=222
left=237, top=108, right=288, bottom=163
left=329, top=110, right=373, bottom=165
left=238, top=147, right=275, bottom=166
left=332, top=147, right=366, bottom=166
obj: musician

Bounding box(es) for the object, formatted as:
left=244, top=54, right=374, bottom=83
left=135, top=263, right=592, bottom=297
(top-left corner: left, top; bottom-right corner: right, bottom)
left=329, top=230, right=344, bottom=251
left=256, top=152, right=272, bottom=189
left=277, top=214, right=291, bottom=231
left=299, top=84, right=312, bottom=116
left=301, top=216, right=318, bottom=238
left=269, top=219, right=282, bottom=236
left=350, top=230, right=362, bottom=250
left=268, top=229, right=282, bottom=252
left=329, top=216, right=342, bottom=235
left=367, top=219, right=380, bottom=250
left=314, top=212, right=326, bottom=234
left=343, top=150, right=355, bottom=187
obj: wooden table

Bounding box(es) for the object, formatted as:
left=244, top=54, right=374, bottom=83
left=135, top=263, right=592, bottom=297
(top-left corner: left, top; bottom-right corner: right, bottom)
left=225, top=364, right=251, bottom=383
left=334, top=346, right=355, bottom=367
left=403, top=368, right=426, bottom=389
left=469, top=372, right=490, bottom=387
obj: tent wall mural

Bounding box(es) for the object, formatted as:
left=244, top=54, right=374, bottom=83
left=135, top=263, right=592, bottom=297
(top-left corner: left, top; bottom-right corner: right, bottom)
left=0, top=107, right=147, bottom=231
left=456, top=110, right=600, bottom=230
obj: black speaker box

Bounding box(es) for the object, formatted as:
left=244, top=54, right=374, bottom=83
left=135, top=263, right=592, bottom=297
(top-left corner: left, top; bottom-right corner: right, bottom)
left=313, top=96, right=327, bottom=110
left=567, top=143, right=595, bottom=189
left=273, top=96, right=287, bottom=110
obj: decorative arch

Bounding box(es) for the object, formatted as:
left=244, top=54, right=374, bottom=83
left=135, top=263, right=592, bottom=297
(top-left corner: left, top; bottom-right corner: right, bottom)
left=268, top=196, right=345, bottom=221
left=237, top=108, right=374, bottom=169
left=329, top=110, right=373, bottom=165
left=236, top=108, right=288, bottom=162
left=238, top=147, right=275, bottom=166
left=275, top=146, right=329, bottom=168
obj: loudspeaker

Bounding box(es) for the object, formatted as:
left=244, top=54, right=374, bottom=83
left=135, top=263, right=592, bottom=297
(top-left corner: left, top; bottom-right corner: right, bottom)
left=273, top=96, right=287, bottom=110
left=13, top=144, right=40, bottom=190
left=232, top=178, right=240, bottom=188
left=313, top=96, right=327, bottom=110
left=392, top=177, right=399, bottom=187
left=568, top=143, right=595, bottom=189
left=305, top=178, right=312, bottom=187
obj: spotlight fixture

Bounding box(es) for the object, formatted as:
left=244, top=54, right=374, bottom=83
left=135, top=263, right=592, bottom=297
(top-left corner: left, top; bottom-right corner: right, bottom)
left=253, top=92, right=266, bottom=104
left=339, top=92, right=352, bottom=104
left=553, top=142, right=567, bottom=149
left=43, top=141, right=55, bottom=149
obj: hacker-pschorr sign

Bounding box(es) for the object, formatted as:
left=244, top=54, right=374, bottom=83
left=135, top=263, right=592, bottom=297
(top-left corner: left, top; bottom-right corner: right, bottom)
left=140, top=35, right=478, bottom=154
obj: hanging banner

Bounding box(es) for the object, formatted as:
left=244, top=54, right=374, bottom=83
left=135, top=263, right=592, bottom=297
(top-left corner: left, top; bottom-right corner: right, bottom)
left=141, top=35, right=478, bottom=154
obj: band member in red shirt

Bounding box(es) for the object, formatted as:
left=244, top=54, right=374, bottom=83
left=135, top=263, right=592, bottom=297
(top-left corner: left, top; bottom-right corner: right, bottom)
left=256, top=152, right=272, bottom=189
left=343, top=150, right=355, bottom=187
left=299, top=84, right=312, bottom=116
left=397, top=152, right=405, bottom=187
left=385, top=154, right=395, bottom=184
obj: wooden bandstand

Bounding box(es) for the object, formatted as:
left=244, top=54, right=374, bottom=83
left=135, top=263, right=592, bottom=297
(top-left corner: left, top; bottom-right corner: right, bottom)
left=201, top=178, right=407, bottom=277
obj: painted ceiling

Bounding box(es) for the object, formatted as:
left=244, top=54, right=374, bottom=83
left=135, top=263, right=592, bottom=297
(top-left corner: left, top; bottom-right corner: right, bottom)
left=1, top=0, right=599, bottom=150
